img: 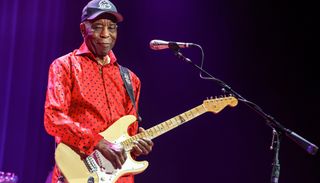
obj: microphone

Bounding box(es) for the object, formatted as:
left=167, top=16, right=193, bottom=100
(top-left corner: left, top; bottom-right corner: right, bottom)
left=149, top=39, right=195, bottom=50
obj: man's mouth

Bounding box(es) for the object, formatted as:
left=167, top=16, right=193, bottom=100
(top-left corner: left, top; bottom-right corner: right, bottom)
left=98, top=43, right=111, bottom=48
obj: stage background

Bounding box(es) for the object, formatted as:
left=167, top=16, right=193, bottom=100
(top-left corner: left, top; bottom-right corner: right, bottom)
left=0, top=0, right=319, bottom=182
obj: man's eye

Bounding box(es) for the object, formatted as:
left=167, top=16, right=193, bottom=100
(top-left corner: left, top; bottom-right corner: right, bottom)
left=108, top=25, right=117, bottom=30
left=92, top=25, right=103, bottom=29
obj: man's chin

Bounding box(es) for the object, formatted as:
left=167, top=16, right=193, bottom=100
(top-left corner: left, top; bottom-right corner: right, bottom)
left=97, top=50, right=110, bottom=58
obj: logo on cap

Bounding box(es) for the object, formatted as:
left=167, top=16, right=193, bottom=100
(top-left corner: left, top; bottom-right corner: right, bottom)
left=99, top=0, right=112, bottom=9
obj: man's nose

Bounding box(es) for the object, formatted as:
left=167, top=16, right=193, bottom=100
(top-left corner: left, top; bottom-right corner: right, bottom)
left=100, top=27, right=110, bottom=38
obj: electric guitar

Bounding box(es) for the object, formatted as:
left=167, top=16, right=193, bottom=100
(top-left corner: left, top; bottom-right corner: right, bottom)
left=55, top=96, right=238, bottom=183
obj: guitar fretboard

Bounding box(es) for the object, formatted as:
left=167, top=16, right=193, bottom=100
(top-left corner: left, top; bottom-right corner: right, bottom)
left=121, top=104, right=207, bottom=150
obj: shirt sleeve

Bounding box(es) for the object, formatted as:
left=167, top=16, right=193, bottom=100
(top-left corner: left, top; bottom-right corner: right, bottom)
left=44, top=58, right=103, bottom=155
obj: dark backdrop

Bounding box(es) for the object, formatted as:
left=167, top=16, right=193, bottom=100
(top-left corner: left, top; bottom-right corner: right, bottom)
left=0, top=0, right=319, bottom=182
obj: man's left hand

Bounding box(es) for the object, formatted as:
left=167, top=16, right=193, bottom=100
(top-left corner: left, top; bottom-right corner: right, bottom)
left=131, top=127, right=154, bottom=157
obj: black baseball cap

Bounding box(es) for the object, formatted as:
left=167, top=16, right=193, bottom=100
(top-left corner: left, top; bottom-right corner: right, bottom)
left=81, top=0, right=123, bottom=23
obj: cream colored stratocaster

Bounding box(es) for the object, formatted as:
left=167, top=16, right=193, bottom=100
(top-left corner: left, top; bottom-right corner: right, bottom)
left=55, top=96, right=238, bottom=183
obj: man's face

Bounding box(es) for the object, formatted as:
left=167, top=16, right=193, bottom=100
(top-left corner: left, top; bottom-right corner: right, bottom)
left=81, top=18, right=118, bottom=58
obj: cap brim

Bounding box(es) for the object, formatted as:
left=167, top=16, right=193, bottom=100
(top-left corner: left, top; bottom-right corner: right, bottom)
left=85, top=10, right=123, bottom=23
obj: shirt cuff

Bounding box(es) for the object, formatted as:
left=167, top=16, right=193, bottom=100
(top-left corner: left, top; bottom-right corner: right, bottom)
left=80, top=133, right=104, bottom=155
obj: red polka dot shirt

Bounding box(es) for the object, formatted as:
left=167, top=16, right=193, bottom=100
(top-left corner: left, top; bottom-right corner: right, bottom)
left=44, top=43, right=140, bottom=183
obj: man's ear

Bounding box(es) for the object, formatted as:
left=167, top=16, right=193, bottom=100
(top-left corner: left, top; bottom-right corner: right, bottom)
left=80, top=23, right=86, bottom=37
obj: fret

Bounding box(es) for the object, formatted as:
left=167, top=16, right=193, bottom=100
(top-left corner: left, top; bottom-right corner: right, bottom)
left=187, top=109, right=195, bottom=119
left=173, top=118, right=179, bottom=126
left=160, top=123, right=166, bottom=133
left=162, top=123, right=167, bottom=131
left=131, top=136, right=137, bottom=141
left=195, top=105, right=202, bottom=113
left=155, top=124, right=161, bottom=133
left=168, top=119, right=174, bottom=127
left=151, top=128, right=157, bottom=137
left=159, top=123, right=164, bottom=131
left=123, top=141, right=128, bottom=147
left=137, top=133, right=143, bottom=139
left=176, top=116, right=183, bottom=124
left=143, top=131, right=148, bottom=139
left=142, top=132, right=147, bottom=138
left=144, top=129, right=151, bottom=138
left=164, top=121, right=170, bottom=129
left=149, top=128, right=154, bottom=137
left=180, top=113, right=188, bottom=123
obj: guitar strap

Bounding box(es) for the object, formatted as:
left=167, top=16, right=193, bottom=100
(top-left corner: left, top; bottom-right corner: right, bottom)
left=119, top=65, right=142, bottom=122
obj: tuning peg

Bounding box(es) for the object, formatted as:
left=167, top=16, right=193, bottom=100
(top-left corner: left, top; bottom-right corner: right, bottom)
left=221, top=88, right=227, bottom=94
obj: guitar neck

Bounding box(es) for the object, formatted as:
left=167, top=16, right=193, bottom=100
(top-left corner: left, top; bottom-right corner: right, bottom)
left=122, top=104, right=207, bottom=150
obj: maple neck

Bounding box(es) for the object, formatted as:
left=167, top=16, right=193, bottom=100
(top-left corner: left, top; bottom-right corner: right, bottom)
left=121, top=104, right=207, bottom=150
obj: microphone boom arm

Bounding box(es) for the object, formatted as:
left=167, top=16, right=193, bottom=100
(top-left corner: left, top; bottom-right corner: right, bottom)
left=169, top=44, right=319, bottom=156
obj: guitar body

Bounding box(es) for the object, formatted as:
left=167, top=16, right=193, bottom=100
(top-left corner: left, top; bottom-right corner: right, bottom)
left=55, top=115, right=149, bottom=183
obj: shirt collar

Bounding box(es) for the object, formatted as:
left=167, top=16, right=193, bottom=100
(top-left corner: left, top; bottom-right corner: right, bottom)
left=75, top=42, right=117, bottom=64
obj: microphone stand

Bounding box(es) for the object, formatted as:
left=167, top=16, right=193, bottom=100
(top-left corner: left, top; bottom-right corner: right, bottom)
left=168, top=43, right=319, bottom=182
left=270, top=129, right=280, bottom=183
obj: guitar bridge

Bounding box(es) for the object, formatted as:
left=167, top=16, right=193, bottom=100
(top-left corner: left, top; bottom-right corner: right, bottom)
left=84, top=155, right=98, bottom=173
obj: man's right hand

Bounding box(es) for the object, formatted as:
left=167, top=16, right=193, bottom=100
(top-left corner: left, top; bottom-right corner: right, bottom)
left=95, top=139, right=127, bottom=169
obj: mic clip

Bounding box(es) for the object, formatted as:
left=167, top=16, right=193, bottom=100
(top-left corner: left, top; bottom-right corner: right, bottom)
left=168, top=42, right=192, bottom=63
left=168, top=42, right=181, bottom=51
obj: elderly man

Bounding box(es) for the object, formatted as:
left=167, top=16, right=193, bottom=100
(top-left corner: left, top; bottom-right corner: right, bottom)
left=44, top=0, right=153, bottom=182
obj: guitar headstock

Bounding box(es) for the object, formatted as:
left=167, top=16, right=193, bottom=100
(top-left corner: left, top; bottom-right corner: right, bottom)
left=202, top=95, right=238, bottom=113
